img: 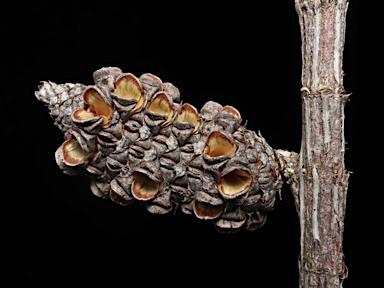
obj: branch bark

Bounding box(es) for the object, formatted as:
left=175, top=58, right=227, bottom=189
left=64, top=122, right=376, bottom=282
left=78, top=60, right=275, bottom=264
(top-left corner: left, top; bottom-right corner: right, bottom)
left=294, top=0, right=350, bottom=286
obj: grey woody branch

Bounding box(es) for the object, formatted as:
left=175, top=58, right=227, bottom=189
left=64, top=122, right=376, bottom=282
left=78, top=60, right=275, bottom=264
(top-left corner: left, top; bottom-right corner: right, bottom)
left=295, top=0, right=350, bottom=287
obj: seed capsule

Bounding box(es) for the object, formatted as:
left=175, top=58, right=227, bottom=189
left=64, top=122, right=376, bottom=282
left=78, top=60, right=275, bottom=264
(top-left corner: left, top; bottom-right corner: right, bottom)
left=218, top=168, right=253, bottom=200
left=215, top=105, right=242, bottom=132
left=203, top=130, right=236, bottom=158
left=193, top=204, right=224, bottom=220
left=139, top=73, right=164, bottom=102
left=130, top=161, right=163, bottom=201
left=57, top=139, right=92, bottom=167
left=90, top=178, right=110, bottom=199
left=214, top=205, right=247, bottom=233
left=172, top=103, right=200, bottom=146
left=110, top=173, right=135, bottom=206
left=146, top=185, right=173, bottom=215
left=111, top=73, right=145, bottom=121
left=83, top=86, right=114, bottom=125
left=145, top=92, right=174, bottom=134
left=93, top=67, right=123, bottom=91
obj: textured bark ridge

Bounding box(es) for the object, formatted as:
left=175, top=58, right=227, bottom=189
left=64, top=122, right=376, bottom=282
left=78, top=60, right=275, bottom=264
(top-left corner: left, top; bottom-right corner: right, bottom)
left=35, top=67, right=284, bottom=233
left=293, top=0, right=350, bottom=286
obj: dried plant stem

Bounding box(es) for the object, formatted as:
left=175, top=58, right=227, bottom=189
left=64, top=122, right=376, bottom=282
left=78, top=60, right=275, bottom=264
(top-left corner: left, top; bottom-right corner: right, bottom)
left=294, top=0, right=350, bottom=286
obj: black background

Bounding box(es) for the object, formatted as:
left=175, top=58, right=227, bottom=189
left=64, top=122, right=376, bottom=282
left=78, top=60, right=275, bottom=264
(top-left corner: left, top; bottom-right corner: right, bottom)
left=1, top=1, right=371, bottom=287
